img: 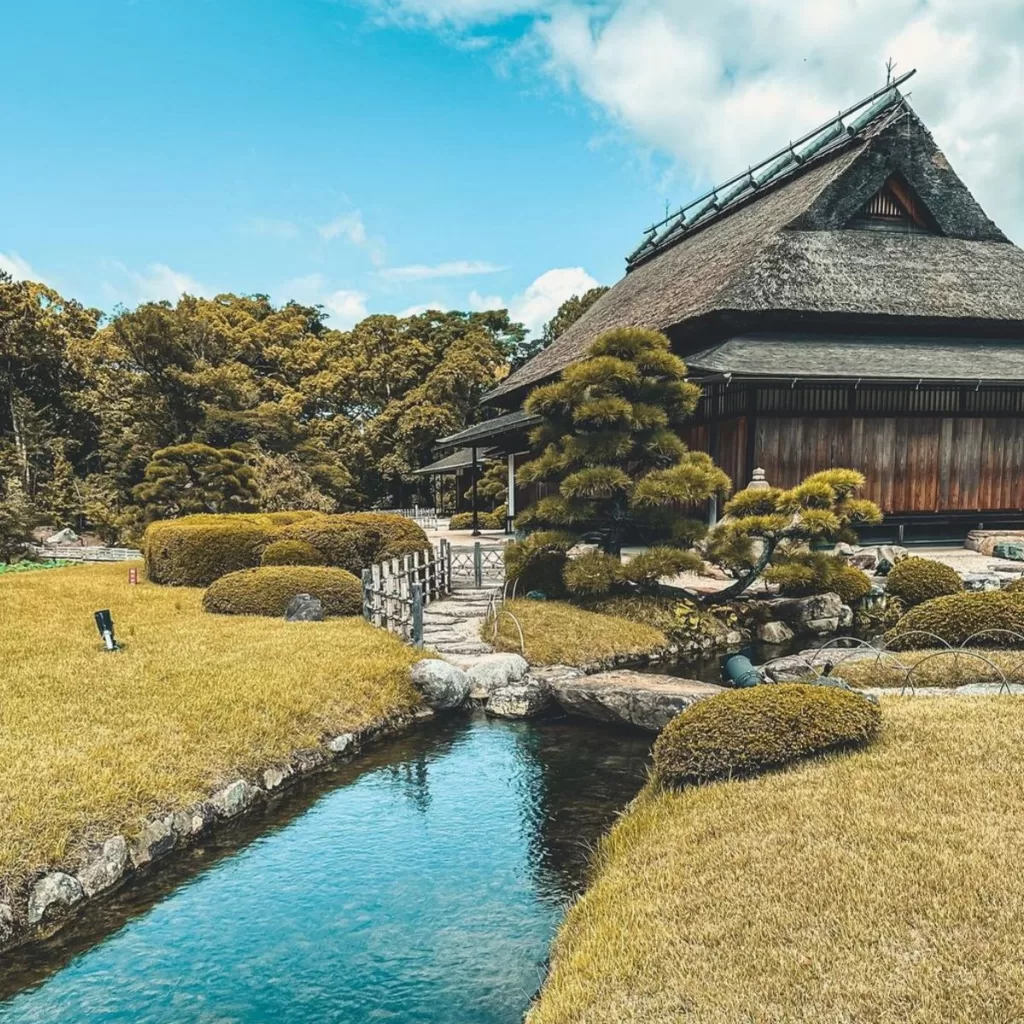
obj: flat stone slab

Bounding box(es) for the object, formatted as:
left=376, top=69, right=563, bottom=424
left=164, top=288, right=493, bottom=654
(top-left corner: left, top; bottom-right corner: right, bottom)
left=552, top=670, right=725, bottom=733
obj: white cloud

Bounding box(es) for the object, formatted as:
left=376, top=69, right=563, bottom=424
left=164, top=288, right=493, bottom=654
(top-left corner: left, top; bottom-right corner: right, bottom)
left=470, top=266, right=599, bottom=334
left=363, top=0, right=1024, bottom=241
left=0, top=251, right=47, bottom=284
left=104, top=262, right=205, bottom=304
left=245, top=216, right=300, bottom=240
left=380, top=259, right=506, bottom=282
left=398, top=300, right=447, bottom=316
left=319, top=211, right=386, bottom=266
left=323, top=289, right=370, bottom=328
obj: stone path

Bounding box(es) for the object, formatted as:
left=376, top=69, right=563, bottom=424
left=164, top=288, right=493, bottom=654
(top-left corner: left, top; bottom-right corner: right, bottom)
left=422, top=586, right=502, bottom=661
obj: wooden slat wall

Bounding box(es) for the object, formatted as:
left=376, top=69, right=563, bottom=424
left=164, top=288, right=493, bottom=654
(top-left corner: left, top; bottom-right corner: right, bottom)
left=681, top=418, right=749, bottom=493
left=755, top=416, right=1024, bottom=513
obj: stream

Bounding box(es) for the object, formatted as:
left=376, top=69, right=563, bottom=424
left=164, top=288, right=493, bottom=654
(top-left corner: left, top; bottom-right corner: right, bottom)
left=0, top=715, right=652, bottom=1024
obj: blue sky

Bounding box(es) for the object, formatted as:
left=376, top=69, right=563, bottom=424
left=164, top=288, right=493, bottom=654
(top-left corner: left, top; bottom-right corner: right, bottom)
left=2, top=1, right=1020, bottom=333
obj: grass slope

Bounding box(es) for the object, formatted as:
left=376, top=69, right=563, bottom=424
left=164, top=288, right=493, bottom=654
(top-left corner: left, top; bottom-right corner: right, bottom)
left=486, top=599, right=667, bottom=666
left=0, top=562, right=420, bottom=896
left=529, top=698, right=1024, bottom=1024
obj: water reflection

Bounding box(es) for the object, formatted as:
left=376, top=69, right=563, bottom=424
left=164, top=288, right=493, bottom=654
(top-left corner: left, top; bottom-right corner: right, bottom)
left=0, top=715, right=650, bottom=1024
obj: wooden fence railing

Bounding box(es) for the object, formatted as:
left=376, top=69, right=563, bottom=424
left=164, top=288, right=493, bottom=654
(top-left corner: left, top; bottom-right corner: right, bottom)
left=361, top=540, right=453, bottom=646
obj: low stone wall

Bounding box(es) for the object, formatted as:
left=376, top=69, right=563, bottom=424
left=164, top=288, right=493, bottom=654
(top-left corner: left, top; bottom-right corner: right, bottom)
left=29, top=545, right=142, bottom=562
left=0, top=706, right=433, bottom=956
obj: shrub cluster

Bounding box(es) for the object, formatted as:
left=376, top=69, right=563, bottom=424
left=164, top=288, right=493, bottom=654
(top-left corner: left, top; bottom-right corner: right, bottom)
left=885, top=556, right=963, bottom=607
left=449, top=506, right=507, bottom=531
left=885, top=591, right=1024, bottom=650
left=144, top=511, right=428, bottom=586
left=764, top=551, right=871, bottom=604
left=202, top=566, right=363, bottom=617
left=652, top=684, right=881, bottom=787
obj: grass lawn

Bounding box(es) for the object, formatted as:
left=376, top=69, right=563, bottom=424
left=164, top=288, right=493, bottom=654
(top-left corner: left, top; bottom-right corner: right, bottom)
left=0, top=562, right=421, bottom=898
left=528, top=697, right=1024, bottom=1024
left=835, top=648, right=1024, bottom=689
left=486, top=599, right=667, bottom=666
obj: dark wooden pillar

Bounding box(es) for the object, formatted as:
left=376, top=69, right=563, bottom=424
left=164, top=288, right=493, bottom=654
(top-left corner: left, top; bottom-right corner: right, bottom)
left=471, top=446, right=480, bottom=536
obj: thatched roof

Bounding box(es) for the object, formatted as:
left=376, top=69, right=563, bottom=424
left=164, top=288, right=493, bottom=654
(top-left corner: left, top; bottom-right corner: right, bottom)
left=688, top=334, right=1024, bottom=382
left=487, top=88, right=1024, bottom=404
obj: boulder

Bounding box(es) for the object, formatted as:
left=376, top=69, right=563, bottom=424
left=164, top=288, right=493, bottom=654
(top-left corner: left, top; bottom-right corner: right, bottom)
left=967, top=530, right=1024, bottom=556
left=285, top=594, right=324, bottom=622
left=875, top=545, right=910, bottom=576
left=762, top=593, right=844, bottom=635
left=44, top=527, right=78, bottom=546
left=849, top=550, right=878, bottom=572
left=993, top=543, right=1024, bottom=562
left=130, top=818, right=177, bottom=868
left=838, top=604, right=854, bottom=629
left=78, top=836, right=129, bottom=897
left=465, top=654, right=530, bottom=699
left=327, top=733, right=356, bottom=756
left=757, top=620, right=794, bottom=645
left=833, top=542, right=857, bottom=559
left=552, top=670, right=725, bottom=732
left=410, top=659, right=470, bottom=710
left=27, top=872, right=84, bottom=926
left=0, top=903, right=13, bottom=945
left=962, top=572, right=1002, bottom=592
left=209, top=779, right=258, bottom=819
left=263, top=766, right=292, bottom=791
left=485, top=678, right=551, bottom=719
left=762, top=647, right=879, bottom=683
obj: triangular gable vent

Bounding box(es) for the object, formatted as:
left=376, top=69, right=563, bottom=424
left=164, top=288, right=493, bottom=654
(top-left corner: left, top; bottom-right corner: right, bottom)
left=849, top=175, right=938, bottom=233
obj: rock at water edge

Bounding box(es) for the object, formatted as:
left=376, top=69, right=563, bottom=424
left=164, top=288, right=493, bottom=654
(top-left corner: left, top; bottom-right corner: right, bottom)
left=78, top=836, right=129, bottom=897
left=466, top=654, right=529, bottom=698
left=28, top=873, right=84, bottom=926
left=411, top=659, right=470, bottom=711
left=757, top=621, right=794, bottom=645
left=485, top=679, right=551, bottom=719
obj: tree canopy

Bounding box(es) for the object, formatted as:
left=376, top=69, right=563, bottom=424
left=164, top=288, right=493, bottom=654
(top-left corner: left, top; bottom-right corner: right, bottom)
left=0, top=276, right=526, bottom=542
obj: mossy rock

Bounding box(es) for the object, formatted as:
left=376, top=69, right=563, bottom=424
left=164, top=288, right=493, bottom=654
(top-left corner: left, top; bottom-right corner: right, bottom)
left=260, top=539, right=324, bottom=566
left=885, top=556, right=963, bottom=607
left=652, top=683, right=881, bottom=787
left=885, top=591, right=1024, bottom=650
left=202, top=566, right=362, bottom=617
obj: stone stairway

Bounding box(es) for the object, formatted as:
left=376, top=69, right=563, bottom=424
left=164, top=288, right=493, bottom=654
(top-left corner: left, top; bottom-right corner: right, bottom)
left=421, top=586, right=501, bottom=658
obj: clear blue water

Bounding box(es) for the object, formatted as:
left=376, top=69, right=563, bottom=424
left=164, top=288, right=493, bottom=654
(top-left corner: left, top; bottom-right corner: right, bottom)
left=0, top=716, right=651, bottom=1024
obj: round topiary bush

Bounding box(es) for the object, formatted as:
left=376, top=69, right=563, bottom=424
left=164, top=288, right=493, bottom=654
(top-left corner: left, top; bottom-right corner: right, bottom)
left=885, top=591, right=1024, bottom=650
left=260, top=539, right=324, bottom=566
left=652, top=683, right=881, bottom=787
left=202, top=566, right=362, bottom=617
left=829, top=563, right=873, bottom=604
left=886, top=556, right=963, bottom=607
left=338, top=512, right=429, bottom=555
left=275, top=519, right=379, bottom=574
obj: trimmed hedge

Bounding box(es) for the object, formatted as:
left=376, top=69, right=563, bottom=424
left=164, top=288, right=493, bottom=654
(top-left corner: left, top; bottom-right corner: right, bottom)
left=652, top=684, right=881, bottom=787
left=886, top=556, right=963, bottom=607
left=261, top=539, right=324, bottom=566
left=450, top=510, right=504, bottom=530
left=885, top=591, right=1024, bottom=650
left=202, top=566, right=363, bottom=617
left=144, top=511, right=428, bottom=587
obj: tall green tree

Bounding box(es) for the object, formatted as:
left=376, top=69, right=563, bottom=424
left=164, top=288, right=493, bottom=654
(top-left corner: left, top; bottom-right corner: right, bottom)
left=517, top=327, right=729, bottom=557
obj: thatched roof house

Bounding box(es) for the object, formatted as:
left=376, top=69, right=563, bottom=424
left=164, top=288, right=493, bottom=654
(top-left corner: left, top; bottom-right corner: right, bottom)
left=433, top=73, right=1024, bottom=542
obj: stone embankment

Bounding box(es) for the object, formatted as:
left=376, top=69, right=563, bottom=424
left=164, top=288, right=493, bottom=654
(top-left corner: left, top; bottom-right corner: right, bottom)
left=0, top=708, right=432, bottom=956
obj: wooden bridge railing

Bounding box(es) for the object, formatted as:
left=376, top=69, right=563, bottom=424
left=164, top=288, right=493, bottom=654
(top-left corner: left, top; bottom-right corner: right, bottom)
left=361, top=540, right=453, bottom=647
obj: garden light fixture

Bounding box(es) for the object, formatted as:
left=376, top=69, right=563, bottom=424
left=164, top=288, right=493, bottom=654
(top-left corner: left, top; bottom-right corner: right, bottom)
left=94, top=609, right=119, bottom=651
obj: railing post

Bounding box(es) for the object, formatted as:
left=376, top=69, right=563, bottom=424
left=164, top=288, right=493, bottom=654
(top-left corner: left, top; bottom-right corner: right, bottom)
left=445, top=539, right=453, bottom=595
left=474, top=542, right=483, bottom=589
left=411, top=583, right=424, bottom=648
left=361, top=569, right=372, bottom=622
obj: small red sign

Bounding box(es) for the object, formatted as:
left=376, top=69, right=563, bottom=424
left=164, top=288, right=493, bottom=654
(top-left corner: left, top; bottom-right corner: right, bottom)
left=128, top=568, right=138, bottom=585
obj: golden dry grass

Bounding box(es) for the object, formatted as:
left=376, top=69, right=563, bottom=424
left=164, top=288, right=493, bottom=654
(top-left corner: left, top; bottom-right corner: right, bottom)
left=836, top=648, right=1024, bottom=689
left=529, top=697, right=1024, bottom=1024
left=0, top=563, right=421, bottom=895
left=486, top=599, right=667, bottom=666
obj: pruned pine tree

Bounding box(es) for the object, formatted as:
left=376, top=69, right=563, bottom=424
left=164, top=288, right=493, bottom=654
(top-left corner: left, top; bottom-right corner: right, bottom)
left=516, top=327, right=730, bottom=570
left=133, top=443, right=258, bottom=520
left=705, top=468, right=883, bottom=602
